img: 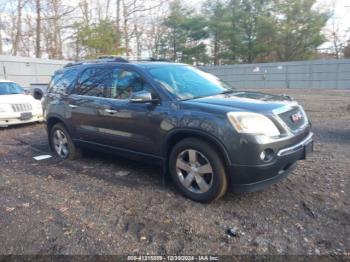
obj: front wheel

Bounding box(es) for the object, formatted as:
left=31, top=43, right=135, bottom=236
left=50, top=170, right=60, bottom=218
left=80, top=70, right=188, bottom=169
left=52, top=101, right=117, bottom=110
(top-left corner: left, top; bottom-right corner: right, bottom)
left=169, top=138, right=228, bottom=203
left=50, top=123, right=81, bottom=160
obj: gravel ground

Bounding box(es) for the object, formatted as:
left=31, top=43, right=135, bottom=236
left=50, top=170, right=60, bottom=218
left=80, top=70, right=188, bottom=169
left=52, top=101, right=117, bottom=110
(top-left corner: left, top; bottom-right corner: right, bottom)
left=0, top=89, right=349, bottom=256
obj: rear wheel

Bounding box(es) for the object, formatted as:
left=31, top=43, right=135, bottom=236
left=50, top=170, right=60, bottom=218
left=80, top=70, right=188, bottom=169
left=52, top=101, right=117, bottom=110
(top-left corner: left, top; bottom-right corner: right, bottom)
left=50, top=123, right=81, bottom=160
left=169, top=138, right=228, bottom=203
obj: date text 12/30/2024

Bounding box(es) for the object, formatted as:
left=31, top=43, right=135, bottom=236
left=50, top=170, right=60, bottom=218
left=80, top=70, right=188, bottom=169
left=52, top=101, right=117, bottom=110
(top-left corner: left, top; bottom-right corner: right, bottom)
left=127, top=255, right=219, bottom=261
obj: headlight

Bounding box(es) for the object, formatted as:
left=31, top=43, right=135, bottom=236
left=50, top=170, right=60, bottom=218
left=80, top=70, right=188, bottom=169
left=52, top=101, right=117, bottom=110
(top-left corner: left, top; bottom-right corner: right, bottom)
left=0, top=104, right=11, bottom=113
left=227, top=112, right=280, bottom=137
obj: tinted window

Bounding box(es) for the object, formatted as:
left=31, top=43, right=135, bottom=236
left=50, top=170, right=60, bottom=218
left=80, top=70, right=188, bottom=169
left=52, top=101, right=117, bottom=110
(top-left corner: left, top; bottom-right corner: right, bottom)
left=0, top=82, right=24, bottom=95
left=114, top=70, right=150, bottom=100
left=103, top=68, right=120, bottom=99
left=48, top=72, right=63, bottom=92
left=75, top=68, right=112, bottom=97
left=49, top=70, right=78, bottom=94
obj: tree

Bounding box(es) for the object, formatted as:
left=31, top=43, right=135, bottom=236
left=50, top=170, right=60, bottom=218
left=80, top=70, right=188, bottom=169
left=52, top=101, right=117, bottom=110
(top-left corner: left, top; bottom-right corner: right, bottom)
left=0, top=15, right=3, bottom=55
left=179, top=15, right=209, bottom=64
left=75, top=19, right=118, bottom=57
left=274, top=0, right=329, bottom=61
left=120, top=0, right=165, bottom=56
left=12, top=0, right=25, bottom=55
left=163, top=0, right=192, bottom=60
left=203, top=0, right=228, bottom=64
left=344, top=41, right=350, bottom=58
left=142, top=5, right=168, bottom=58
left=35, top=0, right=41, bottom=58
left=324, top=0, right=347, bottom=59
left=115, top=0, right=121, bottom=53
left=40, top=0, right=77, bottom=59
left=238, top=0, right=277, bottom=63
left=0, top=0, right=332, bottom=63
left=0, top=2, right=6, bottom=55
left=162, top=0, right=209, bottom=63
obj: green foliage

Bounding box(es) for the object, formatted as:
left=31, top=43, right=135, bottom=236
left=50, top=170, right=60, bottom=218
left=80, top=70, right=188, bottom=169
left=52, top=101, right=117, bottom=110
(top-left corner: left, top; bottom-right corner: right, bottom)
left=273, top=0, right=329, bottom=61
left=68, top=0, right=330, bottom=64
left=202, top=0, right=232, bottom=64
left=162, top=0, right=209, bottom=63
left=161, top=0, right=329, bottom=64
left=75, top=19, right=120, bottom=58
left=224, top=0, right=277, bottom=63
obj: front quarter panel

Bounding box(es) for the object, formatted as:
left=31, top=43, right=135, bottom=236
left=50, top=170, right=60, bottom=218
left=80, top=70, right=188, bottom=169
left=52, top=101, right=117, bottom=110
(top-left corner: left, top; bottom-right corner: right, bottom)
left=162, top=101, right=239, bottom=165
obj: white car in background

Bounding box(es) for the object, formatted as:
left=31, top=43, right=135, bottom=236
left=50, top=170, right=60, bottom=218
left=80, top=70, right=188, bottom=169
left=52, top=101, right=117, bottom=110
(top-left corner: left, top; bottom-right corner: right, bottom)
left=0, top=79, right=43, bottom=127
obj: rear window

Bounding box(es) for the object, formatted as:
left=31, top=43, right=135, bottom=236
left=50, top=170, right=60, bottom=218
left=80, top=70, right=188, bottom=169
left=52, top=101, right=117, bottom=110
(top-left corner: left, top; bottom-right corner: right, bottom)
left=73, top=67, right=151, bottom=100
left=74, top=67, right=112, bottom=97
left=48, top=69, right=78, bottom=95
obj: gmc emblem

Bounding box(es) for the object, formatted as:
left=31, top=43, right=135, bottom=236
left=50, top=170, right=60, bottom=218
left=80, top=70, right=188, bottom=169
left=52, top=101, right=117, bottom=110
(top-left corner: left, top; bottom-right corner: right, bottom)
left=291, top=111, right=303, bottom=122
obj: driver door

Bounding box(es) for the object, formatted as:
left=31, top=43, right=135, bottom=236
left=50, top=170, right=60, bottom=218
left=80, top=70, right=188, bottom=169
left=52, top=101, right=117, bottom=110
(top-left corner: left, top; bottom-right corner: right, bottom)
left=95, top=68, right=164, bottom=155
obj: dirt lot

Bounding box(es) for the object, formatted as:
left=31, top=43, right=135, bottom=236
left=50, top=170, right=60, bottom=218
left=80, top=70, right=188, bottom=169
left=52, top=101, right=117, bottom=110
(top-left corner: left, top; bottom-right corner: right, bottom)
left=0, top=89, right=349, bottom=256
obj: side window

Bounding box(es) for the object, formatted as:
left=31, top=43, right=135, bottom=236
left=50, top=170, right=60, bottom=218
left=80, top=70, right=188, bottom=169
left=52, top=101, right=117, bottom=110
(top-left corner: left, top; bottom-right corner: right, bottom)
left=104, top=68, right=120, bottom=99
left=115, top=70, right=150, bottom=100
left=75, top=67, right=111, bottom=97
left=48, top=70, right=78, bottom=95
left=48, top=72, right=63, bottom=92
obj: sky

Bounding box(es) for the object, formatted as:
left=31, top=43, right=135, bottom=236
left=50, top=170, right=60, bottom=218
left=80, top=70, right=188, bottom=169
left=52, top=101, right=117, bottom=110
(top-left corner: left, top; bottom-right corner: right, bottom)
left=317, top=0, right=350, bottom=48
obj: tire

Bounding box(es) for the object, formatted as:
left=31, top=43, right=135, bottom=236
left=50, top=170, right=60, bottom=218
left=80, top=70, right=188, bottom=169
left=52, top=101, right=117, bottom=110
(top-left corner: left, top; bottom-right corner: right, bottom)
left=50, top=123, right=81, bottom=160
left=169, top=138, right=228, bottom=203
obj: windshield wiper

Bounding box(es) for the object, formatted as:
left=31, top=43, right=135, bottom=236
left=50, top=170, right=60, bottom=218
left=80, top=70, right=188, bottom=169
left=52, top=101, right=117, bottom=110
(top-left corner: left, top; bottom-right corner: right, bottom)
left=180, top=94, right=213, bottom=101
left=180, top=90, right=237, bottom=101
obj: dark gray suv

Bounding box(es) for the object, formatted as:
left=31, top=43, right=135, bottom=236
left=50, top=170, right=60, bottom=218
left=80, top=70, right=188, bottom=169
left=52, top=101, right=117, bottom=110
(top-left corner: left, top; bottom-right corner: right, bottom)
left=43, top=58, right=313, bottom=203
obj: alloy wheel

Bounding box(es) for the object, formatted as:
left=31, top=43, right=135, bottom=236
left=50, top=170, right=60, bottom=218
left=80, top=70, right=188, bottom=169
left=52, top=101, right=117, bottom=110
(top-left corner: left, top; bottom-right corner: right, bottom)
left=53, top=129, right=69, bottom=158
left=176, top=149, right=214, bottom=194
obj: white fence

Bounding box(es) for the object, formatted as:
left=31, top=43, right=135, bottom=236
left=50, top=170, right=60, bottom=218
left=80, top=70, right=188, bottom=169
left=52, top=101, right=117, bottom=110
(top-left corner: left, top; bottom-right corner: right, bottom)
left=201, top=59, right=350, bottom=89
left=1, top=56, right=349, bottom=89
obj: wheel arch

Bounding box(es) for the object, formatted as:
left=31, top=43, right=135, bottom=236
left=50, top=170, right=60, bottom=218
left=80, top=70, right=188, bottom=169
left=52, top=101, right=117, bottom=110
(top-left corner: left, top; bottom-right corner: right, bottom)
left=46, top=115, right=70, bottom=150
left=163, top=129, right=232, bottom=168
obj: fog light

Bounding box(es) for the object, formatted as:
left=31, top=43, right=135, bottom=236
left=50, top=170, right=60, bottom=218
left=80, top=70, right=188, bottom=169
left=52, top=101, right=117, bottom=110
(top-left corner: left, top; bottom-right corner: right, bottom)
left=260, top=149, right=274, bottom=162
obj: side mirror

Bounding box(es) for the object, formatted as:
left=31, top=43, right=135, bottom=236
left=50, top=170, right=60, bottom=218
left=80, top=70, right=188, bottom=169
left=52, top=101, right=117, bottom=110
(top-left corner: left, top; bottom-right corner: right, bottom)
left=129, top=91, right=159, bottom=104
left=23, top=88, right=31, bottom=95
left=33, top=88, right=43, bottom=100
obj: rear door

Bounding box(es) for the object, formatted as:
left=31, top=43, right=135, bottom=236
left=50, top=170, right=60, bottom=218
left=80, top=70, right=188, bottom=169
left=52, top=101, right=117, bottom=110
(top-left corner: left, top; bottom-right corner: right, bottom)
left=44, top=68, right=79, bottom=134
left=67, top=66, right=115, bottom=145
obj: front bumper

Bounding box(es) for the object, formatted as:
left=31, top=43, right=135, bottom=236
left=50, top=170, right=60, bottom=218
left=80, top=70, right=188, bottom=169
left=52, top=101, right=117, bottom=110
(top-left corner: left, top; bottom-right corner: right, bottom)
left=0, top=111, right=43, bottom=127
left=228, top=132, right=313, bottom=192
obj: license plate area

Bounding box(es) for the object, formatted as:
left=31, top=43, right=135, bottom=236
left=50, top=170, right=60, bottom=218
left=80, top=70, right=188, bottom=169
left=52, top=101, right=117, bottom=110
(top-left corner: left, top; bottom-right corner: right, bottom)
left=20, top=112, right=33, bottom=120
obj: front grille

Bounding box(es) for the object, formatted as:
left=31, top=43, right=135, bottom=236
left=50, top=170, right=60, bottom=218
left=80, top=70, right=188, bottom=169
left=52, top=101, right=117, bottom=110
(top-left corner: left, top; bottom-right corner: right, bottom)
left=11, top=103, right=32, bottom=112
left=278, top=107, right=306, bottom=131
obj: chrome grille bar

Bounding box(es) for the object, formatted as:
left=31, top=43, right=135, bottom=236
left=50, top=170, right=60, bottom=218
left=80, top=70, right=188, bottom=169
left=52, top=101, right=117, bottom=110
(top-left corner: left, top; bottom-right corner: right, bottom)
left=11, top=103, right=32, bottom=112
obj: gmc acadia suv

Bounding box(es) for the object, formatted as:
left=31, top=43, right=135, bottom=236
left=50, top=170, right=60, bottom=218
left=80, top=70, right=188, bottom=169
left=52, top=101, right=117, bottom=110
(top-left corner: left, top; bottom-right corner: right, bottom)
left=43, top=57, right=313, bottom=203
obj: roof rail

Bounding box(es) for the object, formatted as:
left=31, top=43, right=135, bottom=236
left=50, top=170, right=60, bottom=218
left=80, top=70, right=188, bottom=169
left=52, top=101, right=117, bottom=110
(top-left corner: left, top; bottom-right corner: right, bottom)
left=64, top=56, right=171, bottom=68
left=111, top=56, right=171, bottom=62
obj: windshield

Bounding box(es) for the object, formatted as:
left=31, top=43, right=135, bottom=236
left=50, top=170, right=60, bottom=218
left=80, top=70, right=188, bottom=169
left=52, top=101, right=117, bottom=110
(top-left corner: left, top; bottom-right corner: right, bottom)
left=147, top=65, right=235, bottom=100
left=0, top=82, right=24, bottom=95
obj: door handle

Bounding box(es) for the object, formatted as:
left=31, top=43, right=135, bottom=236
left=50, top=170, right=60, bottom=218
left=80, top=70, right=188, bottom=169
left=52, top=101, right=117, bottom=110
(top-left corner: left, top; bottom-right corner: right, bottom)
left=69, top=104, right=78, bottom=109
left=105, top=109, right=117, bottom=114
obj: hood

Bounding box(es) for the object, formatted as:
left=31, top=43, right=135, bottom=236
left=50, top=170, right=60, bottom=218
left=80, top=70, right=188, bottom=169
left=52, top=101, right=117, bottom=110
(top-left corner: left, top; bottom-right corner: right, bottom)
left=186, top=91, right=296, bottom=113
left=0, top=94, right=36, bottom=104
